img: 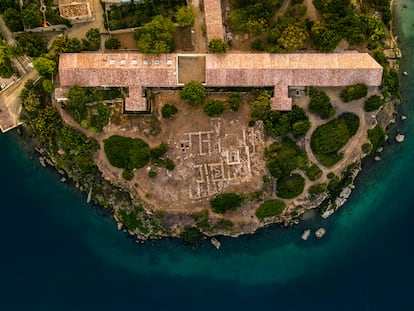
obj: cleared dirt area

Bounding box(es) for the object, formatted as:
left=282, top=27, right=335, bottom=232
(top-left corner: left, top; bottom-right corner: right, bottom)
left=112, top=32, right=138, bottom=50
left=178, top=56, right=206, bottom=84
left=174, top=27, right=193, bottom=52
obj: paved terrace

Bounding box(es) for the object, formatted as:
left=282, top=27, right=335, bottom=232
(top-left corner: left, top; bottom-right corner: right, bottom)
left=204, top=0, right=225, bottom=43
left=58, top=52, right=383, bottom=112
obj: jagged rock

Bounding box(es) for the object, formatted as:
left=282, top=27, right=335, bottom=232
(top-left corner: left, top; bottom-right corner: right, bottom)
left=401, top=115, right=407, bottom=120
left=403, top=71, right=408, bottom=76
left=211, top=238, right=221, bottom=249
left=375, top=156, right=381, bottom=161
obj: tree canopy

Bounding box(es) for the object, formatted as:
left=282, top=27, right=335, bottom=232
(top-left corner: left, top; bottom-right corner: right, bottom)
left=134, top=15, right=175, bottom=54
left=211, top=193, right=243, bottom=214
left=180, top=81, right=206, bottom=106
left=33, top=55, right=57, bottom=77
left=255, top=200, right=285, bottom=219
left=175, top=6, right=195, bottom=27
left=308, top=87, right=335, bottom=119
left=208, top=39, right=228, bottom=53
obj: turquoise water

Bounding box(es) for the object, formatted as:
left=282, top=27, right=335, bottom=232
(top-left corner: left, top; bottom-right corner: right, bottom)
left=1, top=2, right=414, bottom=309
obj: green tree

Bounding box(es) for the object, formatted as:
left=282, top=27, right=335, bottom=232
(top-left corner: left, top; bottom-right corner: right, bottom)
left=255, top=200, right=285, bottom=219
left=67, top=38, right=81, bottom=53
left=0, top=0, right=18, bottom=13
left=105, top=37, right=121, bottom=50
left=134, top=15, right=175, bottom=54
left=42, top=79, right=54, bottom=93
left=308, top=87, right=335, bottom=119
left=175, top=6, right=195, bottom=27
left=277, top=174, right=305, bottom=199
left=15, top=33, right=46, bottom=57
left=67, top=85, right=88, bottom=123
left=0, top=40, right=13, bottom=78
left=208, top=38, right=228, bottom=53
left=3, top=8, right=23, bottom=32
left=368, top=124, right=385, bottom=154
left=86, top=28, right=101, bottom=47
left=203, top=99, right=226, bottom=116
left=211, top=193, right=242, bottom=214
left=33, top=55, right=57, bottom=77
left=227, top=92, right=242, bottom=111
left=278, top=23, right=309, bottom=51
left=161, top=103, right=178, bottom=118
left=311, top=21, right=341, bottom=52
left=22, top=8, right=43, bottom=29
left=340, top=83, right=368, bottom=102
left=364, top=95, right=384, bottom=112
left=180, top=81, right=206, bottom=106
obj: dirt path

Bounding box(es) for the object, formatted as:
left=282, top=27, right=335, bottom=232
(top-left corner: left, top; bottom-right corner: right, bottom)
left=304, top=0, right=320, bottom=21
left=188, top=0, right=207, bottom=53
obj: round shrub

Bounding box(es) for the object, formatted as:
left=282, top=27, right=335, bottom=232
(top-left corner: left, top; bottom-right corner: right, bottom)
left=161, top=103, right=178, bottom=118
left=340, top=83, right=368, bottom=102
left=180, top=81, right=206, bottom=106
left=203, top=99, right=225, bottom=116
left=122, top=169, right=134, bottom=181
left=211, top=193, right=242, bottom=214
left=277, top=174, right=305, bottom=199
left=306, top=164, right=322, bottom=181
left=308, top=87, right=335, bottom=119
left=148, top=170, right=157, bottom=178
left=364, top=95, right=383, bottom=112
left=255, top=200, right=285, bottom=219
left=104, top=135, right=150, bottom=170
left=227, top=92, right=242, bottom=111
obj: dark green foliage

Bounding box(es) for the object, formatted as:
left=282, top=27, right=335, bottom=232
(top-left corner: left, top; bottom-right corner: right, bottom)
left=0, top=0, right=18, bottom=13
left=311, top=21, right=341, bottom=52
left=306, top=164, right=322, bottom=181
left=67, top=86, right=88, bottom=123
left=364, top=95, right=384, bottom=112
left=265, top=138, right=308, bottom=178
left=251, top=39, right=265, bottom=51
left=122, top=169, right=134, bottom=181
left=67, top=38, right=82, bottom=53
left=208, top=39, right=228, bottom=53
left=134, top=15, right=175, bottom=54
left=161, top=103, right=178, bottom=118
left=327, top=172, right=335, bottom=179
left=105, top=37, right=121, bottom=49
left=211, top=193, right=242, bottom=214
left=340, top=83, right=368, bottom=102
left=90, top=103, right=111, bottom=131
left=148, top=170, right=157, bottom=178
left=0, top=40, right=14, bottom=78
left=165, top=158, right=175, bottom=171
left=255, top=200, right=285, bottom=219
left=22, top=8, right=43, bottom=29
left=311, top=113, right=359, bottom=167
left=250, top=93, right=310, bottom=137
left=227, top=93, right=242, bottom=111
left=203, top=99, right=225, bottom=116
left=15, top=34, right=46, bottom=57
left=229, top=0, right=281, bottom=35
left=3, top=8, right=23, bottom=32
left=368, top=124, right=386, bottom=153
left=42, top=79, right=54, bottom=93
left=86, top=28, right=101, bottom=46
left=382, top=69, right=400, bottom=98
left=116, top=206, right=147, bottom=233
left=308, top=87, right=335, bottom=119
left=104, top=135, right=150, bottom=170
left=180, top=226, right=205, bottom=243
left=150, top=142, right=168, bottom=160
left=309, top=183, right=326, bottom=195
left=277, top=174, right=305, bottom=199
left=362, top=143, right=372, bottom=154
left=180, top=81, right=206, bottom=106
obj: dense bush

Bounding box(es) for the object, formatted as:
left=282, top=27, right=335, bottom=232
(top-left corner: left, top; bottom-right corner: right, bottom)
left=250, top=93, right=310, bottom=137
left=211, top=193, right=242, bottom=214
left=203, top=99, right=226, bottom=116
left=309, top=183, right=326, bottom=195
left=340, top=83, right=368, bottom=102
left=180, top=226, right=205, bottom=243
left=277, top=174, right=305, bottom=199
left=255, top=200, right=285, bottom=219
left=382, top=69, right=400, bottom=98
left=208, top=39, right=228, bottom=53
left=3, top=8, right=23, bottom=32
left=308, top=87, right=335, bottom=119
left=105, top=37, right=121, bottom=49
left=306, top=164, right=322, bottom=181
left=175, top=6, right=195, bottom=27
left=265, top=138, right=308, bottom=178
left=104, top=135, right=150, bottom=170
left=15, top=34, right=47, bottom=57
left=161, top=103, right=178, bottom=118
left=180, top=81, right=206, bottom=106
left=368, top=124, right=386, bottom=153
left=122, top=169, right=134, bottom=181
left=364, top=95, right=384, bottom=111
left=227, top=93, right=242, bottom=111
left=311, top=113, right=359, bottom=167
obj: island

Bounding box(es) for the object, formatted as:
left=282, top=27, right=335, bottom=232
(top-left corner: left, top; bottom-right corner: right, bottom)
left=0, top=0, right=401, bottom=243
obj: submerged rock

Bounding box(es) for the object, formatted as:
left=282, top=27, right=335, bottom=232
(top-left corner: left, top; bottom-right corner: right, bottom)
left=315, top=228, right=326, bottom=238
left=301, top=229, right=311, bottom=241
left=211, top=237, right=221, bottom=249
left=396, top=134, right=405, bottom=142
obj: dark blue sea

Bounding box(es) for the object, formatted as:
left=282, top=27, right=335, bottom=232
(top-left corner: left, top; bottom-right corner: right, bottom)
left=1, top=2, right=414, bottom=310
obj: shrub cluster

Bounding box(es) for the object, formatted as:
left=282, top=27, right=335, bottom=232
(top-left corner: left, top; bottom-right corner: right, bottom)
left=255, top=200, right=286, bottom=219
left=364, top=95, right=384, bottom=112
left=340, top=84, right=368, bottom=102
left=277, top=174, right=305, bottom=199
left=211, top=193, right=242, bottom=214
left=308, top=87, right=335, bottom=119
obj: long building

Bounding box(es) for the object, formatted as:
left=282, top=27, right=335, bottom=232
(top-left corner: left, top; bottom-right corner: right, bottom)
left=58, top=52, right=383, bottom=111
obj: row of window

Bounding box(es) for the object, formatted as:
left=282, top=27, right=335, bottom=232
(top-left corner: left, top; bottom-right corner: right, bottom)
left=108, top=59, right=174, bottom=66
